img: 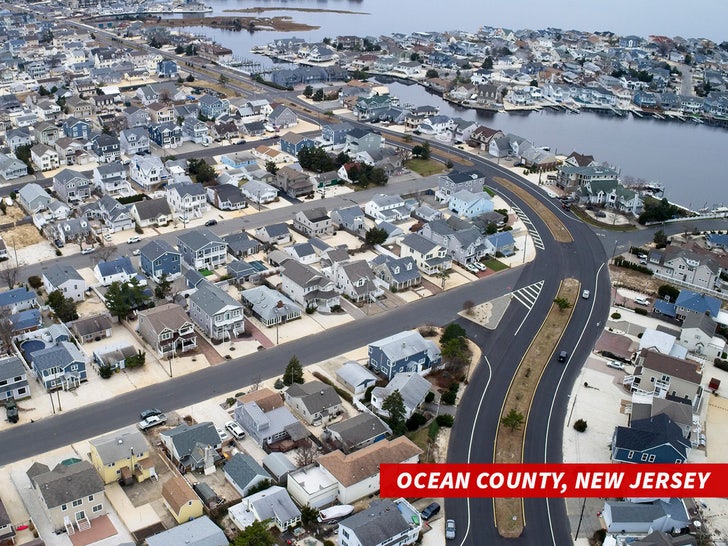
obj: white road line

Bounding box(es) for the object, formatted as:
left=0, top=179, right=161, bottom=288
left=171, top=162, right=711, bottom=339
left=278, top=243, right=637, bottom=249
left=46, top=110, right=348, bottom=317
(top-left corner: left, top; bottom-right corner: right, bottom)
left=513, top=280, right=545, bottom=336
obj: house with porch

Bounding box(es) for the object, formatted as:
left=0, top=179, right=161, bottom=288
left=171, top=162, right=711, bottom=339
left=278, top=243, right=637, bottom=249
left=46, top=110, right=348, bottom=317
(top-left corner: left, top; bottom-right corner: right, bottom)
left=674, top=290, right=721, bottom=320
left=0, top=152, right=28, bottom=180
left=189, top=281, right=245, bottom=341
left=159, top=422, right=223, bottom=472
left=293, top=207, right=333, bottom=238
left=53, top=169, right=90, bottom=204
left=82, top=195, right=134, bottom=233
left=436, top=169, right=487, bottom=203
left=281, top=259, right=340, bottom=312
left=370, top=255, right=422, bottom=292
left=90, top=133, right=121, bottom=163
left=625, top=349, right=703, bottom=410
left=138, top=303, right=197, bottom=357
left=399, top=233, right=452, bottom=275
left=129, top=155, right=169, bottom=191
left=62, top=117, right=91, bottom=140
left=240, top=286, right=302, bottom=327
left=198, top=94, right=230, bottom=120
left=0, top=356, right=31, bottom=401
left=139, top=239, right=181, bottom=282
left=177, top=229, right=227, bottom=270
left=646, top=248, right=720, bottom=292
left=368, top=330, right=442, bottom=380
left=0, top=287, right=38, bottom=315
left=280, top=132, right=316, bottom=156
left=120, top=127, right=150, bottom=156
left=167, top=182, right=209, bottom=220
left=130, top=198, right=173, bottom=228
left=285, top=381, right=343, bottom=425
left=448, top=189, right=494, bottom=219
left=93, top=161, right=132, bottom=197
left=329, top=259, right=380, bottom=303
left=677, top=313, right=725, bottom=361
left=29, top=341, right=87, bottom=391
left=149, top=122, right=182, bottom=149
left=331, top=205, right=366, bottom=234
left=207, top=184, right=247, bottom=211
left=89, top=426, right=155, bottom=484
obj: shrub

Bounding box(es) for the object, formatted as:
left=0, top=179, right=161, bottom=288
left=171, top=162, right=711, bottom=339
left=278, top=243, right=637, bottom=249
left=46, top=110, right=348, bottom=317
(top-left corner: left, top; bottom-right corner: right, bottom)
left=610, top=312, right=621, bottom=320
left=98, top=365, right=113, bottom=379
left=225, top=397, right=236, bottom=407
left=715, top=359, right=728, bottom=372
left=436, top=414, right=455, bottom=427
left=274, top=378, right=285, bottom=389
left=634, top=307, right=648, bottom=316
left=28, top=276, right=43, bottom=289
left=364, top=385, right=375, bottom=403
left=573, top=419, right=588, bottom=432
left=428, top=421, right=440, bottom=440
left=406, top=412, right=428, bottom=431
left=441, top=390, right=457, bottom=405
left=134, top=223, right=143, bottom=234
left=425, top=391, right=435, bottom=403
left=55, top=249, right=62, bottom=256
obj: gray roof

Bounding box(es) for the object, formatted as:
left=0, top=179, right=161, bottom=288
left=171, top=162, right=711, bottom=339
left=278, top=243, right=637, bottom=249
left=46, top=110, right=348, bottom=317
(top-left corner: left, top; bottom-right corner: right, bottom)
left=189, top=281, right=241, bottom=316
left=70, top=313, right=113, bottom=337
left=177, top=228, right=225, bottom=252
left=0, top=355, right=25, bottom=382
left=262, top=452, right=297, bottom=479
left=369, top=330, right=439, bottom=363
left=240, top=285, right=301, bottom=322
left=31, top=460, right=104, bottom=509
left=328, top=413, right=389, bottom=447
left=370, top=255, right=421, bottom=285
left=260, top=222, right=290, bottom=238
left=336, top=361, right=378, bottom=390
left=375, top=372, right=431, bottom=412
left=169, top=181, right=206, bottom=199
left=89, top=426, right=149, bottom=464
left=247, top=486, right=301, bottom=524
left=606, top=498, right=689, bottom=527
left=286, top=381, right=342, bottom=414
left=145, top=516, right=228, bottom=546
left=18, top=183, right=51, bottom=208
left=634, top=531, right=697, bottom=546
left=140, top=239, right=179, bottom=261
left=0, top=498, right=9, bottom=528
left=339, top=499, right=411, bottom=546
left=43, top=264, right=83, bottom=288
left=682, top=311, right=717, bottom=337
left=132, top=198, right=172, bottom=221
left=401, top=232, right=439, bottom=254
left=32, top=342, right=84, bottom=373
left=223, top=232, right=260, bottom=255
left=224, top=452, right=270, bottom=489
left=281, top=259, right=323, bottom=287
left=160, top=422, right=220, bottom=458
left=96, top=256, right=136, bottom=278
left=210, top=183, right=246, bottom=204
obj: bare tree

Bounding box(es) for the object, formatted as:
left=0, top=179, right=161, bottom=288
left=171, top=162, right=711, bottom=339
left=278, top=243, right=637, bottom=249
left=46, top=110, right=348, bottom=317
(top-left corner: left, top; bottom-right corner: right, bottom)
left=294, top=439, right=319, bottom=467
left=0, top=260, right=18, bottom=289
left=0, top=318, right=13, bottom=355
left=96, top=244, right=117, bottom=262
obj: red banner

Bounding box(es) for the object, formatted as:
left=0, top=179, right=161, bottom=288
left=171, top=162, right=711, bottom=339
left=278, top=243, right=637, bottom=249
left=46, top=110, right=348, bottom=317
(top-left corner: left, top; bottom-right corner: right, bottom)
left=380, top=463, right=727, bottom=498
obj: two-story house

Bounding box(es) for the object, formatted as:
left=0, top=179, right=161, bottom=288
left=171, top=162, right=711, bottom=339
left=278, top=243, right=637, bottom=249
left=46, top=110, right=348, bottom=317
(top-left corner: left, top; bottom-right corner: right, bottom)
left=93, top=161, right=132, bottom=197
left=139, top=239, right=181, bottom=282
left=284, top=381, right=343, bottom=425
left=34, top=121, right=61, bottom=147
left=148, top=122, right=182, bottom=149
left=419, top=218, right=489, bottom=265
left=31, top=143, right=60, bottom=172
left=677, top=313, right=726, bottom=361
left=399, top=233, right=452, bottom=275
left=337, top=498, right=421, bottom=546
left=29, top=341, right=87, bottom=390
left=119, top=127, right=151, bottom=156
left=129, top=155, right=169, bottom=191
left=626, top=349, right=703, bottom=410
left=181, top=116, right=210, bottom=144
left=122, top=106, right=151, bottom=129
left=646, top=247, right=720, bottom=291
left=279, top=132, right=316, bottom=156
left=83, top=195, right=134, bottom=233
left=344, top=128, right=383, bottom=155
left=611, top=413, right=691, bottom=464
left=189, top=281, right=244, bottom=341
left=94, top=256, right=144, bottom=287
left=159, top=422, right=223, bottom=472
left=138, top=303, right=197, bottom=357
left=161, top=476, right=204, bottom=525
left=198, top=94, right=230, bottom=120
left=436, top=169, right=487, bottom=203
left=370, top=255, right=422, bottom=292
left=177, top=229, right=227, bottom=270
left=364, top=194, right=409, bottom=223
left=90, top=133, right=121, bottom=163
left=0, top=355, right=31, bottom=401
left=448, top=189, right=495, bottom=218
left=293, top=207, right=333, bottom=238
left=166, top=182, right=209, bottom=220
left=42, top=264, right=85, bottom=302
left=275, top=166, right=314, bottom=197
left=234, top=399, right=301, bottom=447
left=674, top=290, right=721, bottom=321
left=367, top=330, right=442, bottom=380
left=330, top=205, right=365, bottom=234
left=53, top=169, right=91, bottom=204
left=255, top=222, right=291, bottom=245
left=0, top=287, right=38, bottom=315
left=0, top=152, right=28, bottom=180
left=281, top=259, right=340, bottom=312
left=89, top=426, right=155, bottom=484
left=330, top=259, right=380, bottom=303
left=321, top=121, right=354, bottom=147
left=268, top=105, right=298, bottom=129
left=62, top=117, right=91, bottom=140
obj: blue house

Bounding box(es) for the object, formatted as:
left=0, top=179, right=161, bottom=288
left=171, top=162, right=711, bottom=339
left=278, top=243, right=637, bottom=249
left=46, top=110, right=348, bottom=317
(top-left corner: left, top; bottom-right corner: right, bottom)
left=0, top=287, right=38, bottom=315
left=448, top=189, right=494, bottom=218
left=611, top=413, right=690, bottom=464
left=157, top=59, right=178, bottom=78
left=279, top=132, right=316, bottom=156
left=30, top=341, right=87, bottom=390
left=706, top=233, right=728, bottom=250
left=485, top=231, right=516, bottom=256
left=321, top=122, right=353, bottom=146
left=198, top=94, right=230, bottom=120
left=148, top=122, right=182, bottom=148
left=367, top=330, right=442, bottom=380
left=62, top=116, right=90, bottom=140
left=140, top=239, right=181, bottom=283
left=675, top=290, right=720, bottom=320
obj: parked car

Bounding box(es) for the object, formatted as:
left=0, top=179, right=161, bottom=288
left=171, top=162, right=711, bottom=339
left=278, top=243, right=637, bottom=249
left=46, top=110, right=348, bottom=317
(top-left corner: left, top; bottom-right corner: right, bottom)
left=127, top=236, right=140, bottom=244
left=53, top=238, right=64, bottom=248
left=445, top=519, right=456, bottom=540
left=205, top=219, right=218, bottom=226
left=582, top=289, right=590, bottom=299
left=465, top=263, right=480, bottom=274
left=132, top=249, right=141, bottom=256
left=236, top=140, right=247, bottom=145
left=139, top=408, right=162, bottom=420
left=216, top=427, right=229, bottom=442
left=5, top=397, right=18, bottom=424
left=558, top=350, right=568, bottom=363
left=138, top=413, right=167, bottom=431
left=81, top=247, right=95, bottom=255
left=606, top=360, right=625, bottom=370
left=634, top=296, right=650, bottom=306
left=420, top=502, right=440, bottom=521
left=103, top=233, right=113, bottom=242
left=225, top=420, right=246, bottom=440
left=474, top=261, right=487, bottom=271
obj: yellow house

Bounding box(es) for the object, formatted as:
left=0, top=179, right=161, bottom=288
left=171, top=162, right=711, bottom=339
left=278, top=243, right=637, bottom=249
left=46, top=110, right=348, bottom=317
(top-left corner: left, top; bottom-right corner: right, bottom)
left=162, top=475, right=204, bottom=524
left=88, top=426, right=156, bottom=485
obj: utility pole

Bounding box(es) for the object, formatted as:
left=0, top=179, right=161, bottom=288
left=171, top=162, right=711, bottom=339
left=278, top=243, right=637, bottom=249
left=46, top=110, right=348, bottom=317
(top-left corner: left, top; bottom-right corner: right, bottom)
left=574, top=497, right=587, bottom=541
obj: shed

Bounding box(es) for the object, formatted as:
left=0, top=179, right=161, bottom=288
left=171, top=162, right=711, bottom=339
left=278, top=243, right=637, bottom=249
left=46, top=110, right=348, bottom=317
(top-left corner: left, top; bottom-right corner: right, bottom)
left=193, top=481, right=222, bottom=508
left=263, top=452, right=297, bottom=484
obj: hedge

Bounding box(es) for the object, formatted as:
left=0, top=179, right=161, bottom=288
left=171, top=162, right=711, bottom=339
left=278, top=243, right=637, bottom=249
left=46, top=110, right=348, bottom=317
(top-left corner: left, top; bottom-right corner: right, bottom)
left=312, top=371, right=353, bottom=404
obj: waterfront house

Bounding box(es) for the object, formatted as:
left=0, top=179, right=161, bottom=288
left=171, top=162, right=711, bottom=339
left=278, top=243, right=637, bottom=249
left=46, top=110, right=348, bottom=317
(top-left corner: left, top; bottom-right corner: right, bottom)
left=367, top=330, right=442, bottom=380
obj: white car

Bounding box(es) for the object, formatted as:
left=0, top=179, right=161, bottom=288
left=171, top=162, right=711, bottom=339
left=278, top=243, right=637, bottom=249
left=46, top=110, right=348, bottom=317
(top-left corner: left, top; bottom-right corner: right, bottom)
left=474, top=261, right=487, bottom=271
left=132, top=249, right=141, bottom=256
left=138, top=413, right=167, bottom=431
left=216, top=427, right=229, bottom=442
left=81, top=247, right=95, bottom=255
left=634, top=296, right=650, bottom=306
left=606, top=360, right=625, bottom=370
left=466, top=263, right=480, bottom=273
left=445, top=519, right=456, bottom=540
left=225, top=420, right=246, bottom=440
left=127, top=236, right=140, bottom=244
left=103, top=234, right=113, bottom=242
left=582, top=289, right=590, bottom=299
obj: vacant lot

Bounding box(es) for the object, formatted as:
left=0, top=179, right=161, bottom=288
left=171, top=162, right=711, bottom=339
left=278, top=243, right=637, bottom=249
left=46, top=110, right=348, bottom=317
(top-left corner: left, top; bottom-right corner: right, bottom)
left=405, top=158, right=445, bottom=177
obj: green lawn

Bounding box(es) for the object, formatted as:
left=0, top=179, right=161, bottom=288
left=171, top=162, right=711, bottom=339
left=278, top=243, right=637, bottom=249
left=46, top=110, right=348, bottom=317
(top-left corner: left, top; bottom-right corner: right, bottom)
left=405, top=158, right=445, bottom=177
left=483, top=258, right=509, bottom=271
left=199, top=268, right=214, bottom=276
left=407, top=427, right=436, bottom=463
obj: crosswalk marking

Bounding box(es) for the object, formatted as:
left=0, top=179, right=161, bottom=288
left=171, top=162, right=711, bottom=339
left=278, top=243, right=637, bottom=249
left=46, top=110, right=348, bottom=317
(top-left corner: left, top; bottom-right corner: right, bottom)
left=512, top=280, right=545, bottom=311
left=511, top=205, right=545, bottom=250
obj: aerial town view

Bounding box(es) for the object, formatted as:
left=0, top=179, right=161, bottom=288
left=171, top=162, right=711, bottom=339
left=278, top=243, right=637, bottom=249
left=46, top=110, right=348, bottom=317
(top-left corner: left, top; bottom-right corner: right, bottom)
left=0, top=0, right=728, bottom=545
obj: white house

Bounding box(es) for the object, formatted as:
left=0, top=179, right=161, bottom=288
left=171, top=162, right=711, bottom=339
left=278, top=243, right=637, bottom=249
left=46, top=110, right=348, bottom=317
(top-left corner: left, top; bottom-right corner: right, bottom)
left=364, top=193, right=409, bottom=223
left=42, top=264, right=86, bottom=302
left=166, top=182, right=209, bottom=220
left=129, top=155, right=169, bottom=191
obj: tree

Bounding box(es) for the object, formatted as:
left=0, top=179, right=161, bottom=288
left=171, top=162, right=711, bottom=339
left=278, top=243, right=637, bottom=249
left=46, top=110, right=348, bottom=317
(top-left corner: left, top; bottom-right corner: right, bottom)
left=124, top=350, right=146, bottom=369
left=185, top=74, right=195, bottom=82
left=425, top=69, right=439, bottom=79
left=47, top=290, right=79, bottom=322
left=0, top=260, right=18, bottom=288
left=0, top=317, right=14, bottom=354
left=365, top=227, right=388, bottom=246
left=573, top=418, right=588, bottom=432
left=14, top=144, right=34, bottom=175
left=658, top=284, right=680, bottom=302
left=654, top=229, right=668, bottom=249
left=486, top=222, right=498, bottom=235
left=185, top=44, right=197, bottom=56
left=501, top=408, right=524, bottom=431
left=154, top=273, right=172, bottom=300
left=382, top=390, right=407, bottom=437
left=96, top=244, right=117, bottom=262
left=300, top=505, right=320, bottom=531
left=28, top=275, right=43, bottom=289
left=553, top=297, right=572, bottom=311
left=219, top=73, right=228, bottom=85
left=265, top=160, right=278, bottom=175
left=294, top=439, right=318, bottom=466
left=421, top=141, right=431, bottom=159
left=187, top=158, right=217, bottom=184
left=483, top=56, right=494, bottom=69
left=104, top=279, right=151, bottom=320
left=440, top=323, right=466, bottom=345
left=303, top=85, right=314, bottom=98
left=231, top=520, right=275, bottom=546
left=312, top=88, right=325, bottom=102
left=410, top=52, right=421, bottom=62
left=174, top=45, right=184, bottom=54
left=283, top=355, right=304, bottom=385
left=246, top=479, right=273, bottom=496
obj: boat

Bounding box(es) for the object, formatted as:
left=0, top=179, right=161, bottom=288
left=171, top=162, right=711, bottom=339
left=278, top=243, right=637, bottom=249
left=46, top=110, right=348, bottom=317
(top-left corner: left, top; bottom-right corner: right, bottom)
left=318, top=505, right=355, bottom=523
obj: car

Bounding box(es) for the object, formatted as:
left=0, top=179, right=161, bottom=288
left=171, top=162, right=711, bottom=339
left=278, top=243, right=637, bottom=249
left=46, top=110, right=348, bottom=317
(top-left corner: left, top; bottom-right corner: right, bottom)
left=558, top=350, right=568, bottom=362
left=53, top=238, right=64, bottom=248
left=204, top=219, right=218, bottom=226
left=103, top=233, right=113, bottom=242
left=634, top=296, right=650, bottom=306
left=582, top=289, right=590, bottom=299
left=139, top=408, right=162, bottom=420
left=138, top=413, right=167, bottom=431
left=81, top=247, right=95, bottom=255
left=225, top=420, right=246, bottom=440
left=420, top=502, right=440, bottom=521
left=465, top=263, right=479, bottom=273
left=639, top=259, right=648, bottom=265
left=132, top=249, right=141, bottom=256
left=236, top=139, right=247, bottom=145
left=216, top=427, right=229, bottom=442
left=474, top=261, right=487, bottom=271
left=606, top=360, right=625, bottom=370
left=445, top=519, right=456, bottom=540
left=127, top=236, right=140, bottom=244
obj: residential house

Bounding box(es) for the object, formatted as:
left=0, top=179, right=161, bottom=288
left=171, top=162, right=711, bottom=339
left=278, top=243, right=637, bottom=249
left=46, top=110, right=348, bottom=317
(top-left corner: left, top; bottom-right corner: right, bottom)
left=159, top=422, right=223, bottom=472
left=241, top=179, right=278, bottom=205
left=27, top=460, right=105, bottom=533
left=364, top=194, right=409, bottom=223
left=618, top=531, right=696, bottom=546
left=677, top=313, right=725, bottom=360
left=207, top=184, right=247, bottom=211
left=279, top=132, right=316, bottom=156
left=449, top=189, right=494, bottom=218
left=336, top=361, right=379, bottom=396
left=330, top=206, right=365, bottom=236
left=29, top=341, right=87, bottom=390
left=129, top=155, right=169, bottom=191
left=189, top=281, right=244, bottom=341
left=138, top=303, right=197, bottom=357
left=17, top=183, right=52, bottom=214
left=293, top=207, right=333, bottom=238
left=90, top=133, right=121, bottom=163
left=53, top=169, right=91, bottom=204
left=368, top=330, right=442, bottom=380
left=42, top=264, right=85, bottom=302
left=45, top=218, right=94, bottom=247
left=285, top=241, right=320, bottom=265
left=119, top=127, right=150, bottom=156
left=337, top=498, right=421, bottom=546
left=0, top=152, right=28, bottom=180
left=627, top=349, right=703, bottom=409
left=330, top=259, right=380, bottom=303
left=285, top=381, right=343, bottom=425
left=436, top=169, right=487, bottom=202
left=145, top=516, right=228, bottom=546
left=139, top=239, right=181, bottom=282
left=157, top=59, right=178, bottom=78
left=177, top=229, right=227, bottom=270
left=62, top=117, right=91, bottom=140
left=130, top=197, right=173, bottom=228
left=234, top=401, right=301, bottom=447
left=93, top=161, right=132, bottom=197
left=399, top=233, right=452, bottom=275
left=0, top=498, right=15, bottom=544
left=122, top=106, right=151, bottom=129
left=0, top=355, right=31, bottom=401
left=275, top=166, right=314, bottom=197
left=89, top=426, right=155, bottom=484
left=136, top=82, right=186, bottom=106
left=6, top=127, right=33, bottom=151
left=268, top=105, right=298, bottom=129
left=371, top=372, right=431, bottom=418
left=344, top=128, right=383, bottom=155
left=162, top=476, right=204, bottom=524
left=646, top=247, right=720, bottom=291
left=281, top=259, right=340, bottom=312
left=228, top=486, right=301, bottom=533
left=0, top=287, right=38, bottom=315
left=31, top=143, right=60, bottom=172
left=370, top=255, right=422, bottom=291
left=601, top=498, right=690, bottom=535
left=198, top=94, right=229, bottom=120
left=674, top=290, right=721, bottom=320
left=240, top=286, right=302, bottom=327
left=149, top=122, right=182, bottom=149
left=167, top=182, right=209, bottom=220
left=223, top=453, right=272, bottom=497
left=7, top=308, right=42, bottom=337
left=485, top=231, right=517, bottom=257
left=83, top=195, right=134, bottom=233
left=285, top=464, right=340, bottom=509
left=556, top=164, right=619, bottom=191
left=181, top=116, right=210, bottom=144
left=69, top=314, right=113, bottom=344
left=326, top=413, right=389, bottom=454
left=94, top=256, right=143, bottom=287
left=223, top=232, right=261, bottom=259
left=321, top=122, right=354, bottom=147
left=34, top=121, right=61, bottom=146
left=255, top=222, right=292, bottom=245
left=147, top=102, right=176, bottom=124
